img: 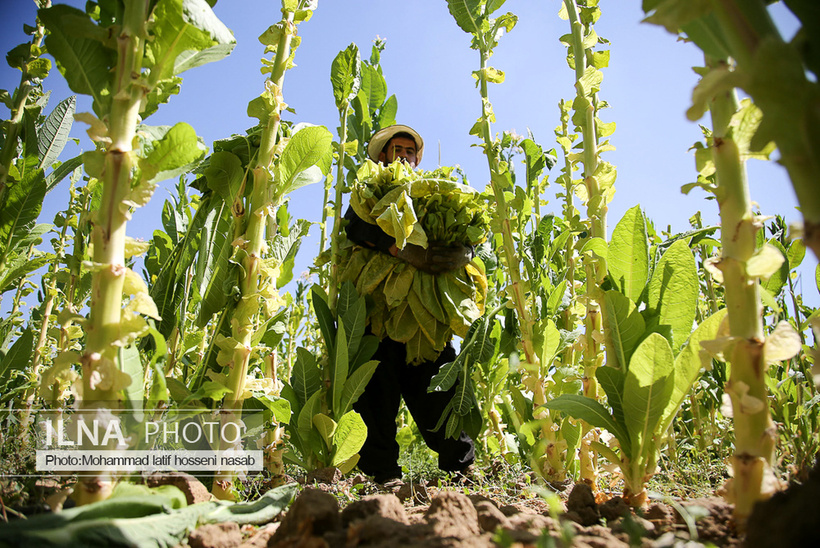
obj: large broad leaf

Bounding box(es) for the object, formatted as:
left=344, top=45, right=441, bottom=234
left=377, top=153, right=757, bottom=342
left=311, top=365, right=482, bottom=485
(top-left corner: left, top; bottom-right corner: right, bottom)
left=200, top=483, right=297, bottom=525
left=150, top=194, right=219, bottom=337
left=338, top=359, right=379, bottom=418
left=145, top=0, right=235, bottom=82
left=270, top=219, right=311, bottom=287
left=204, top=151, right=244, bottom=203
left=140, top=123, right=207, bottom=184
left=290, top=347, right=321, bottom=407
left=0, top=164, right=46, bottom=264
left=37, top=95, right=75, bottom=170
left=45, top=153, right=84, bottom=194
left=428, top=356, right=463, bottom=393
left=331, top=410, right=367, bottom=468
left=603, top=290, right=646, bottom=370
left=544, top=394, right=629, bottom=450
left=360, top=63, right=387, bottom=116
left=119, top=344, right=142, bottom=411
left=596, top=366, right=627, bottom=435
left=608, top=205, right=649, bottom=303
left=622, top=333, right=675, bottom=460
left=447, top=0, right=483, bottom=35
left=332, top=324, right=350, bottom=415
left=0, top=250, right=50, bottom=295
left=195, top=200, right=234, bottom=326
left=646, top=239, right=698, bottom=352
left=339, top=291, right=366, bottom=362
left=310, top=285, right=336, bottom=353
left=0, top=329, right=33, bottom=384
left=330, top=44, right=361, bottom=109
left=658, top=308, right=727, bottom=435
left=38, top=5, right=115, bottom=116
left=278, top=125, right=333, bottom=196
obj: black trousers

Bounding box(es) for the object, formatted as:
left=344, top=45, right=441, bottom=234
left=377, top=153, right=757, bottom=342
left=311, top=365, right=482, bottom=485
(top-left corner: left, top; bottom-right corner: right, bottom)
left=353, top=337, right=475, bottom=483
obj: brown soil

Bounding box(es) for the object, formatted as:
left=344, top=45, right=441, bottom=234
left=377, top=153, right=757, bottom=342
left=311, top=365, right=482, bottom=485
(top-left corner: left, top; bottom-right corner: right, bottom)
left=187, top=474, right=751, bottom=548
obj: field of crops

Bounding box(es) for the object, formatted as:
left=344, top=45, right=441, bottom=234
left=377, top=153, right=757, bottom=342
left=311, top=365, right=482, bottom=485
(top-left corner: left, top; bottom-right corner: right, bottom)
left=0, top=1, right=818, bottom=546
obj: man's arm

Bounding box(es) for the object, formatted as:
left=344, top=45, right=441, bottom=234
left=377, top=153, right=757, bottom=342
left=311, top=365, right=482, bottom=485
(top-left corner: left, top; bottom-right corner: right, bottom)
left=344, top=207, right=398, bottom=256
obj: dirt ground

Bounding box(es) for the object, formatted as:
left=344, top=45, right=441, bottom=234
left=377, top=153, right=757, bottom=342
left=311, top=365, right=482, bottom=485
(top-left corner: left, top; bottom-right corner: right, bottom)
left=185, top=458, right=820, bottom=548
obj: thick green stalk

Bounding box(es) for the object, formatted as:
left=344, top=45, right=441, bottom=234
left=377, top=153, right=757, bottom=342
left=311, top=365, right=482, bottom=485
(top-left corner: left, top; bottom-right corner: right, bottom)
left=75, top=0, right=148, bottom=506
left=708, top=58, right=773, bottom=524
left=327, top=101, right=350, bottom=312
left=213, top=8, right=296, bottom=501
left=476, top=48, right=538, bottom=375
left=707, top=0, right=820, bottom=259
left=564, top=0, right=612, bottom=490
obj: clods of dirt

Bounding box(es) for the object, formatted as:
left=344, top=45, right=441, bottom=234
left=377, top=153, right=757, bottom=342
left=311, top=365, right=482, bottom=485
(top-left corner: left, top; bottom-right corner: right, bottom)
left=262, top=482, right=741, bottom=548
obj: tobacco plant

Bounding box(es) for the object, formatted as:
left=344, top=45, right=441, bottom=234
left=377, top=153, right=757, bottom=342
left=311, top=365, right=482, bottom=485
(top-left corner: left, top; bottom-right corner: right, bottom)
left=281, top=283, right=378, bottom=473
left=34, top=0, right=235, bottom=503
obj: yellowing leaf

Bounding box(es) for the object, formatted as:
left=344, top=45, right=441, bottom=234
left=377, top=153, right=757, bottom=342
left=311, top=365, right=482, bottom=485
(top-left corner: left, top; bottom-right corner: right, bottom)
left=746, top=244, right=785, bottom=279
left=763, top=321, right=801, bottom=364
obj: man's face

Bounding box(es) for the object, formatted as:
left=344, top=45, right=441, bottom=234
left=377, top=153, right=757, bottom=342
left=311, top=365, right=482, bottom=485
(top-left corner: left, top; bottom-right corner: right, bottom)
left=379, top=136, right=418, bottom=168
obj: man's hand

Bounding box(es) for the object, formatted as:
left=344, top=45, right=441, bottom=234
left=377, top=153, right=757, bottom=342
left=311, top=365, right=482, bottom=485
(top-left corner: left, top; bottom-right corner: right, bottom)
left=396, top=242, right=473, bottom=274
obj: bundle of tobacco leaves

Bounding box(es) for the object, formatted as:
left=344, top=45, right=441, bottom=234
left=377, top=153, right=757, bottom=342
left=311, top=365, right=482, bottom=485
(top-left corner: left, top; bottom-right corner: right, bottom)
left=342, top=160, right=489, bottom=364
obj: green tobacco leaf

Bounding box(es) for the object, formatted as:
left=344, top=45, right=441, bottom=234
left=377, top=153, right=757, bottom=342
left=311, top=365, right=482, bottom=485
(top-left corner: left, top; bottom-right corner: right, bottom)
left=39, top=4, right=115, bottom=116
left=608, top=205, right=649, bottom=303
left=37, top=95, right=75, bottom=170
left=141, top=123, right=207, bottom=184
left=145, top=0, right=235, bottom=83
left=429, top=356, right=463, bottom=393
left=45, top=153, right=83, bottom=194
left=195, top=200, right=233, bottom=326
left=646, top=239, right=698, bottom=352
left=202, top=483, right=297, bottom=525
left=311, top=285, right=336, bottom=353
left=330, top=44, right=361, bottom=108
left=447, top=0, right=483, bottom=35
left=119, top=344, right=142, bottom=410
left=0, top=164, right=46, bottom=264
left=313, top=413, right=336, bottom=450
left=0, top=328, right=33, bottom=384
left=297, top=390, right=322, bottom=442
left=383, top=264, right=413, bottom=307
left=332, top=410, right=367, bottom=467
left=0, top=251, right=50, bottom=295
left=205, top=151, right=244, bottom=203
left=658, top=308, right=727, bottom=436
left=623, top=333, right=675, bottom=460
left=603, top=290, right=646, bottom=371
left=290, top=347, right=320, bottom=407
left=544, top=394, right=629, bottom=449
left=761, top=239, right=789, bottom=297
left=340, top=294, right=365, bottom=364
left=360, top=64, right=387, bottom=116
left=270, top=219, right=311, bottom=287
left=279, top=125, right=333, bottom=195
left=596, top=366, right=627, bottom=433
left=338, top=359, right=379, bottom=418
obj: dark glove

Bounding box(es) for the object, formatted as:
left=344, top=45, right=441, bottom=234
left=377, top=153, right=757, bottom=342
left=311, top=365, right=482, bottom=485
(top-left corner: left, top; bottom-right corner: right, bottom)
left=396, top=243, right=473, bottom=274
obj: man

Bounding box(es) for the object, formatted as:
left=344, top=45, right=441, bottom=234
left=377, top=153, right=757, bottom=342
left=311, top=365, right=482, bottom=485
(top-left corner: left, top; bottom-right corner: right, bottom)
left=344, top=124, right=475, bottom=485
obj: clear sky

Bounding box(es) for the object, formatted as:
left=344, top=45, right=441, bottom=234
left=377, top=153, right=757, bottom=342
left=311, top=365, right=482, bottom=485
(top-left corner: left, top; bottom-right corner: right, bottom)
left=1, top=0, right=815, bottom=308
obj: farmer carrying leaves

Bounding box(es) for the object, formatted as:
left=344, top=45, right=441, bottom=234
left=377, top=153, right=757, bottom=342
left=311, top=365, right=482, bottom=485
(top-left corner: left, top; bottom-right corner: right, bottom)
left=341, top=124, right=490, bottom=485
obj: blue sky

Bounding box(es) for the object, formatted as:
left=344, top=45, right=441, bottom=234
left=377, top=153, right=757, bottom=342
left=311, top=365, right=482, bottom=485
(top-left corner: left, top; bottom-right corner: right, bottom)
left=1, top=0, right=815, bottom=308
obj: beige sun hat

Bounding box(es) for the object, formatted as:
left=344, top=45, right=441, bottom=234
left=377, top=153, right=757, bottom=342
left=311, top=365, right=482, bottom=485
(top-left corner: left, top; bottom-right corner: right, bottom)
left=367, top=124, right=424, bottom=166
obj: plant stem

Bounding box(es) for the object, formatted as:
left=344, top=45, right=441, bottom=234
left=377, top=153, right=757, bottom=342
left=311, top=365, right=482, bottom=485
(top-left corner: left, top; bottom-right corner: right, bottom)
left=213, top=7, right=296, bottom=500
left=328, top=101, right=350, bottom=312
left=476, top=48, right=538, bottom=373
left=707, top=56, right=773, bottom=524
